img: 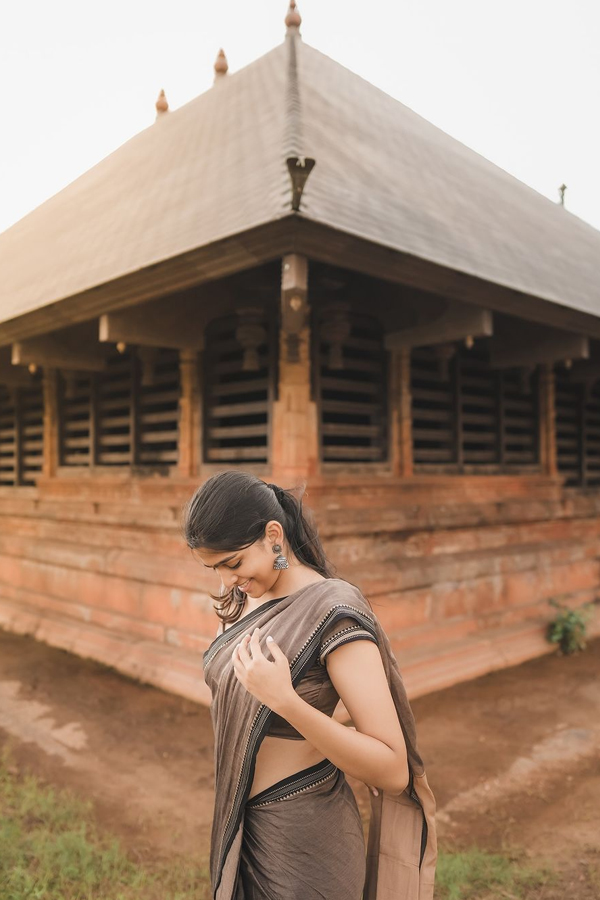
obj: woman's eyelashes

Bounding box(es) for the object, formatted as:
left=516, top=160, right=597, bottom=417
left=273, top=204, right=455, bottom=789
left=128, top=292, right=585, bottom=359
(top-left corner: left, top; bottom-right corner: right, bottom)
left=227, top=561, right=242, bottom=570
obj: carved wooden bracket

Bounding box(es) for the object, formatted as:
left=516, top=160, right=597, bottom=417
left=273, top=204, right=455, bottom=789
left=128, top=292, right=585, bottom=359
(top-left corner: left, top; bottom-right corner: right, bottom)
left=385, top=301, right=493, bottom=351
left=489, top=322, right=589, bottom=368
left=98, top=288, right=223, bottom=351
left=12, top=334, right=107, bottom=372
left=0, top=347, right=35, bottom=386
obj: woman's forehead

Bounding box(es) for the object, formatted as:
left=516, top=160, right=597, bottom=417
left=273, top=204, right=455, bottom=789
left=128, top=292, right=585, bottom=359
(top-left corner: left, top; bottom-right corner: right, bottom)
left=196, top=545, right=255, bottom=567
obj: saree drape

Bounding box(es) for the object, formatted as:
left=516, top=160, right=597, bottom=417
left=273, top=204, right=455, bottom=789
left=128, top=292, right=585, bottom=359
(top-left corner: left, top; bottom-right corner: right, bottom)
left=202, top=577, right=438, bottom=900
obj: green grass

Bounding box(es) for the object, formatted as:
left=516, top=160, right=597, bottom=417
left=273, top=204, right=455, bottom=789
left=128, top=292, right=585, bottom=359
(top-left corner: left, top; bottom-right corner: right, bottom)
left=0, top=743, right=210, bottom=900
left=434, top=847, right=557, bottom=899
left=0, top=742, right=563, bottom=900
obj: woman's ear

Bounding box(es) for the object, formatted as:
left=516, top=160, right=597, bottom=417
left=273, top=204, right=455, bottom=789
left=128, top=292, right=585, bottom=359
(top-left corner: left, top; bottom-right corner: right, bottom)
left=265, top=519, right=284, bottom=546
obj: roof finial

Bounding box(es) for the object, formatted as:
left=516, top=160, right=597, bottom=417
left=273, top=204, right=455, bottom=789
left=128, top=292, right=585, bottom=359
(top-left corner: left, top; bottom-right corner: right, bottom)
left=214, top=48, right=229, bottom=82
left=558, top=183, right=567, bottom=207
left=155, top=89, right=169, bottom=115
left=285, top=0, right=302, bottom=31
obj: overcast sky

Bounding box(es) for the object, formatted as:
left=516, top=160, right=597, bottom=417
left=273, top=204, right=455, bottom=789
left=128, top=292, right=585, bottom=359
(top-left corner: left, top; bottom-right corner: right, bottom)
left=2, top=0, right=599, bottom=236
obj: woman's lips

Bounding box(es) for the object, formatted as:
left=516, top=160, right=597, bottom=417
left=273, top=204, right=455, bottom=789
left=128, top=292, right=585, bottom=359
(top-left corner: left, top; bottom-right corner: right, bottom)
left=238, top=578, right=252, bottom=591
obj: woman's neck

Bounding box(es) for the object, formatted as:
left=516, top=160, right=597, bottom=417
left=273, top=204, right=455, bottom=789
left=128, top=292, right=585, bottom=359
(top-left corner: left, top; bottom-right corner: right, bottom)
left=248, top=565, right=327, bottom=607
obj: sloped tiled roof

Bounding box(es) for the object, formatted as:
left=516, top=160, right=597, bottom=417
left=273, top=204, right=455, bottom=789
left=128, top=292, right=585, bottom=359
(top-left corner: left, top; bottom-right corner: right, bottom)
left=1, top=29, right=599, bottom=335
left=298, top=41, right=600, bottom=320
left=0, top=42, right=292, bottom=328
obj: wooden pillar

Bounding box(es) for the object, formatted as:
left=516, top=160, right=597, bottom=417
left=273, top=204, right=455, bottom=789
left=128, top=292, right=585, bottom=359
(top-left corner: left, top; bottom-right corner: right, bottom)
left=13, top=388, right=23, bottom=486
left=538, top=363, right=558, bottom=476
left=390, top=347, right=413, bottom=477
left=130, top=352, right=141, bottom=466
left=271, top=254, right=319, bottom=482
left=178, top=348, right=202, bottom=478
left=42, top=368, right=59, bottom=477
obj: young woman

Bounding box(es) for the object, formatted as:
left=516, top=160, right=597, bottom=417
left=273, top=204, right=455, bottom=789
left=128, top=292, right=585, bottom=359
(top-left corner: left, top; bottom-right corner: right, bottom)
left=182, top=471, right=437, bottom=900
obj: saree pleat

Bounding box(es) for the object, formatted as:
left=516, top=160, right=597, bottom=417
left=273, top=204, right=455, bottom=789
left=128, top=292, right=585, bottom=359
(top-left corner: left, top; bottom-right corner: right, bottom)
left=239, top=759, right=366, bottom=900
left=203, top=578, right=437, bottom=900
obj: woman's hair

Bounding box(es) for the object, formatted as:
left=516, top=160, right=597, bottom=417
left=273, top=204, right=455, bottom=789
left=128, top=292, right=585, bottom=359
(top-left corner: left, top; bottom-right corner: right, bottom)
left=181, top=471, right=335, bottom=625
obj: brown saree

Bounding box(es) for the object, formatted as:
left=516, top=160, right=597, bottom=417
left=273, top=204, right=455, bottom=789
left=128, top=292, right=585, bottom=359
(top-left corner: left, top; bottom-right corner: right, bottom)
left=202, top=578, right=437, bottom=900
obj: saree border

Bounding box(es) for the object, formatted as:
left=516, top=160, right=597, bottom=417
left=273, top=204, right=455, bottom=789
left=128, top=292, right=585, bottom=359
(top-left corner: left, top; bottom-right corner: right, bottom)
left=203, top=596, right=288, bottom=669
left=246, top=758, right=337, bottom=807
left=408, top=770, right=428, bottom=869
left=213, top=602, right=378, bottom=896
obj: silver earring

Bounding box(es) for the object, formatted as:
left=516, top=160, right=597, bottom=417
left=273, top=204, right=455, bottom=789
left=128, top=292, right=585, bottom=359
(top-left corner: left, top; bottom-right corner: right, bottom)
left=272, top=543, right=289, bottom=570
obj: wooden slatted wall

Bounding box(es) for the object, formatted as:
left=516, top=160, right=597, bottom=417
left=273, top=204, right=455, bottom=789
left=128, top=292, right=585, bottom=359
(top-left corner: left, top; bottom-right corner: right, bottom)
left=0, top=385, right=17, bottom=485
left=316, top=312, right=387, bottom=463
left=19, top=385, right=44, bottom=484
left=138, top=348, right=180, bottom=467
left=0, top=382, right=44, bottom=485
left=204, top=316, right=274, bottom=464
left=555, top=374, right=600, bottom=487
left=412, top=345, right=539, bottom=473
left=95, top=348, right=133, bottom=466
left=58, top=373, right=93, bottom=466
left=58, top=347, right=180, bottom=470
left=411, top=347, right=454, bottom=467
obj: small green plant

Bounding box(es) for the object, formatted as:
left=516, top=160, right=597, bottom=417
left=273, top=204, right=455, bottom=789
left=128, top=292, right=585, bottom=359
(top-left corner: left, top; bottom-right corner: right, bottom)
left=546, top=597, right=596, bottom=655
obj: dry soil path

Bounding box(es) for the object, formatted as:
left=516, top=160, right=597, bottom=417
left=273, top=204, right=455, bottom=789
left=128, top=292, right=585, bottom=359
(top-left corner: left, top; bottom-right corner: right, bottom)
left=0, top=628, right=599, bottom=895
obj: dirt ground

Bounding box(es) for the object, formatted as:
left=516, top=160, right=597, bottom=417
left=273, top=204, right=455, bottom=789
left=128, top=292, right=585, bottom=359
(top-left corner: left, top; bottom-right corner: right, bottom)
left=0, top=627, right=599, bottom=898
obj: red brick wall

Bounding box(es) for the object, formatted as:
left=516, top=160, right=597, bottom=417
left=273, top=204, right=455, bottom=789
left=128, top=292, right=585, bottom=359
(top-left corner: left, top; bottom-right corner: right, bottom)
left=1, top=471, right=599, bottom=703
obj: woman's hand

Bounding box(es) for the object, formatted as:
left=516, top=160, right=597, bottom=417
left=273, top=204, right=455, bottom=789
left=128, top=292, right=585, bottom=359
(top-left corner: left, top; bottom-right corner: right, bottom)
left=232, top=627, right=295, bottom=714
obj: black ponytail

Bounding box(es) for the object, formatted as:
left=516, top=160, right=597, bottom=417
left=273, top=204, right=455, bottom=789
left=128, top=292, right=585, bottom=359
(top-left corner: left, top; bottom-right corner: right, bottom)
left=181, top=471, right=335, bottom=625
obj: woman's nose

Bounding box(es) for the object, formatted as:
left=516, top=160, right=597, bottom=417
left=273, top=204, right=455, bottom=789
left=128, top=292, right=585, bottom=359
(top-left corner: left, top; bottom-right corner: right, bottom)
left=219, top=572, right=238, bottom=590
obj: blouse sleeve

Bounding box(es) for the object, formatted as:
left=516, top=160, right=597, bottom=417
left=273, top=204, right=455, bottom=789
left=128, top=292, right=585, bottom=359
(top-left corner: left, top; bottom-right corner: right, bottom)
left=318, top=614, right=378, bottom=666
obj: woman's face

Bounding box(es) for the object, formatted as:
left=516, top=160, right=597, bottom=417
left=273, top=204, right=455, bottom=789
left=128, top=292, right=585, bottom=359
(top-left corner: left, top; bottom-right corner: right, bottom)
left=197, top=520, right=286, bottom=599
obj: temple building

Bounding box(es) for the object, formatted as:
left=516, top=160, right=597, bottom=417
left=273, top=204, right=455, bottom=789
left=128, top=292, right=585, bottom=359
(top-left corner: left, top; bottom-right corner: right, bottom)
left=1, top=2, right=599, bottom=704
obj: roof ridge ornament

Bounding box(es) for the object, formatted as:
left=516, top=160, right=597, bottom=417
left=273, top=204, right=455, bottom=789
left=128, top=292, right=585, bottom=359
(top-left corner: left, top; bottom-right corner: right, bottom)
left=284, top=1, right=313, bottom=209
left=155, top=89, right=169, bottom=116
left=285, top=0, right=302, bottom=33
left=287, top=157, right=316, bottom=210
left=214, top=48, right=229, bottom=82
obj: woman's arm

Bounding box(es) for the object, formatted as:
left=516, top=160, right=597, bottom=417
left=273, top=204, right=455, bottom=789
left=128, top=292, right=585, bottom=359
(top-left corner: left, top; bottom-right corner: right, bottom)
left=278, top=640, right=409, bottom=793
left=233, top=629, right=409, bottom=794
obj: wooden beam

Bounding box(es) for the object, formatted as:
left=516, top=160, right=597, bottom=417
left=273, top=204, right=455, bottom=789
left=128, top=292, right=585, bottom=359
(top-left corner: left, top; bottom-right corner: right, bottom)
left=567, top=360, right=600, bottom=385
left=98, top=288, right=224, bottom=351
left=0, top=347, right=35, bottom=386
left=5, top=214, right=600, bottom=348
left=293, top=218, right=600, bottom=340
left=0, top=219, right=295, bottom=345
left=12, top=334, right=107, bottom=371
left=385, top=301, right=493, bottom=350
left=489, top=322, right=589, bottom=368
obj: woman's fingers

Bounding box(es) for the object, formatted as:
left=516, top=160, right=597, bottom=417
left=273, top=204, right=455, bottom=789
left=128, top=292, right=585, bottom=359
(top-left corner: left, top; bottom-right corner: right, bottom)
left=250, top=627, right=264, bottom=659
left=265, top=635, right=286, bottom=662
left=234, top=634, right=252, bottom=667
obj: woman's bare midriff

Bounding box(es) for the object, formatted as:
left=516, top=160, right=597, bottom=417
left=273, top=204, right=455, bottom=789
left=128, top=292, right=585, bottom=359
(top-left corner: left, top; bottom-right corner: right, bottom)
left=249, top=736, right=326, bottom=798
